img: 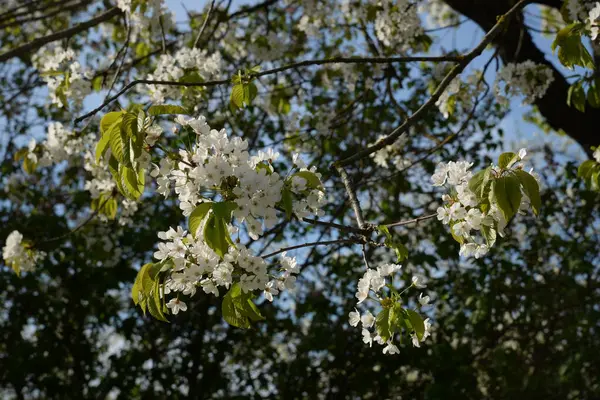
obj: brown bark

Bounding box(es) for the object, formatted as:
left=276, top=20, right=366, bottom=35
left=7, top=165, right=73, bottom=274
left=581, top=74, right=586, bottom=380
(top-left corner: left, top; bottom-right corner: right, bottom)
left=443, top=0, right=599, bottom=157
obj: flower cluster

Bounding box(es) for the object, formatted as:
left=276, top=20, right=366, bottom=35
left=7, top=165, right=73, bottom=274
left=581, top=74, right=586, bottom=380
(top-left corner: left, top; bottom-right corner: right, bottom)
left=152, top=115, right=325, bottom=239
left=374, top=0, right=424, bottom=51
left=27, top=123, right=96, bottom=167
left=146, top=48, right=222, bottom=103
left=32, top=45, right=91, bottom=110
left=432, top=149, right=540, bottom=258
left=2, top=231, right=46, bottom=275
left=152, top=227, right=299, bottom=314
left=588, top=2, right=600, bottom=40
left=349, top=263, right=431, bottom=355
left=140, top=114, right=326, bottom=316
left=566, top=0, right=599, bottom=22
left=435, top=70, right=483, bottom=119
left=370, top=133, right=411, bottom=170
left=494, top=61, right=554, bottom=107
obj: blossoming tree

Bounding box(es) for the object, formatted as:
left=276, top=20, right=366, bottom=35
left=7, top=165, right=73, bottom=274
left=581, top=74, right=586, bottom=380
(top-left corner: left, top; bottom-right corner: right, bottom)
left=1, top=0, right=600, bottom=397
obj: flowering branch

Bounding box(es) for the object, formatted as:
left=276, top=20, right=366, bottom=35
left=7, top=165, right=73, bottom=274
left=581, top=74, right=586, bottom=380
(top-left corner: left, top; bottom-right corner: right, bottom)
left=333, top=0, right=533, bottom=168
left=0, top=7, right=122, bottom=63
left=74, top=55, right=461, bottom=123
left=384, top=213, right=438, bottom=228
left=262, top=238, right=360, bottom=259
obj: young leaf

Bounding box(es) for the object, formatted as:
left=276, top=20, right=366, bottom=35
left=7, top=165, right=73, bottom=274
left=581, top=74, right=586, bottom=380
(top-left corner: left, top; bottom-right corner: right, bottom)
left=230, top=84, right=245, bottom=109
left=148, top=279, right=169, bottom=322
left=204, top=214, right=230, bottom=258
left=292, top=171, right=324, bottom=191
left=493, top=175, right=522, bottom=222
left=109, top=123, right=130, bottom=166
left=189, top=202, right=213, bottom=237
left=120, top=164, right=144, bottom=200
left=376, top=306, right=396, bottom=343
left=147, top=104, right=190, bottom=116
left=280, top=187, right=294, bottom=220
left=132, top=263, right=152, bottom=306
left=101, top=111, right=124, bottom=135
left=481, top=224, right=497, bottom=247
left=222, top=284, right=252, bottom=329
left=468, top=167, right=491, bottom=199
left=404, top=309, right=425, bottom=341
left=513, top=169, right=542, bottom=215
left=498, top=152, right=517, bottom=169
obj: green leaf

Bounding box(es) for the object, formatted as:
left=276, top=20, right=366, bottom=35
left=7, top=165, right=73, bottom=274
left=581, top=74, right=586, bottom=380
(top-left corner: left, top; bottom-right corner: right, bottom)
left=101, top=111, right=124, bottom=136
left=132, top=263, right=152, bottom=306
left=204, top=214, right=230, bottom=258
left=147, top=104, right=190, bottom=116
left=148, top=279, right=169, bottom=322
left=468, top=167, right=491, bottom=199
left=587, top=80, right=600, bottom=108
left=498, top=152, right=517, bottom=169
left=578, top=160, right=600, bottom=188
left=292, top=170, right=324, bottom=192
left=212, top=201, right=237, bottom=220
left=514, top=169, right=541, bottom=216
left=120, top=164, right=144, bottom=200
left=552, top=23, right=596, bottom=70
left=280, top=187, right=294, bottom=220
left=493, top=175, right=522, bottom=222
left=23, top=156, right=36, bottom=174
left=92, top=76, right=103, bottom=92
left=244, top=82, right=258, bottom=105
left=404, top=309, right=425, bottom=341
left=222, top=284, right=253, bottom=329
left=95, top=128, right=112, bottom=164
left=376, top=306, right=396, bottom=343
left=109, top=122, right=130, bottom=166
left=189, top=202, right=213, bottom=237
left=481, top=224, right=497, bottom=247
left=568, top=82, right=586, bottom=112
left=108, top=155, right=126, bottom=196
left=230, top=84, right=245, bottom=109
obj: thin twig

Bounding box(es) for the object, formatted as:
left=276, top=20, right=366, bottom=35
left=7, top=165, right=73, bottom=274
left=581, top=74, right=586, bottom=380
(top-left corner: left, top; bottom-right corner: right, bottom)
left=263, top=238, right=359, bottom=259
left=74, top=55, right=459, bottom=123
left=0, top=7, right=122, bottom=63
left=333, top=0, right=532, bottom=168
left=336, top=165, right=367, bottom=230
left=193, top=0, right=216, bottom=48
left=384, top=213, right=437, bottom=228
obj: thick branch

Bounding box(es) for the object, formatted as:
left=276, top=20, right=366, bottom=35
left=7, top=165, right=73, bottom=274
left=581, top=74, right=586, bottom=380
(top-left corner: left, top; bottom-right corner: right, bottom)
left=0, top=7, right=122, bottom=63
left=442, top=0, right=597, bottom=156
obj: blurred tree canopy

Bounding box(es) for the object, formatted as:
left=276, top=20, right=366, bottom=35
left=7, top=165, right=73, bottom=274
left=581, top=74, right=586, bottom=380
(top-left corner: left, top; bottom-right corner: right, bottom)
left=0, top=0, right=599, bottom=399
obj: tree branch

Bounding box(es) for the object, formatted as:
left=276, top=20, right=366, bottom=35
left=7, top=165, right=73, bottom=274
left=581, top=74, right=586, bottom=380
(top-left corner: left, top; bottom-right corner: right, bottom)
left=333, top=0, right=533, bottom=168
left=74, top=54, right=460, bottom=123
left=263, top=238, right=359, bottom=259
left=0, top=7, right=122, bottom=63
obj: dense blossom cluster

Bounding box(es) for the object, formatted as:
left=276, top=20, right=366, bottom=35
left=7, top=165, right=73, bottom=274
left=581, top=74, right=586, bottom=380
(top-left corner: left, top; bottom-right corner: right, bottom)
left=144, top=115, right=326, bottom=313
left=435, top=69, right=483, bottom=119
left=432, top=149, right=538, bottom=258
left=419, top=0, right=460, bottom=28
left=146, top=48, right=222, bottom=103
left=32, top=45, right=91, bottom=110
left=153, top=226, right=299, bottom=313
left=374, top=0, right=424, bottom=51
left=2, top=231, right=46, bottom=274
left=494, top=61, right=554, bottom=107
left=349, top=263, right=431, bottom=355
left=370, top=133, right=411, bottom=170
left=588, top=2, right=600, bottom=40
left=27, top=123, right=96, bottom=167
left=152, top=115, right=325, bottom=238
left=567, top=0, right=600, bottom=25
left=117, top=0, right=175, bottom=43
